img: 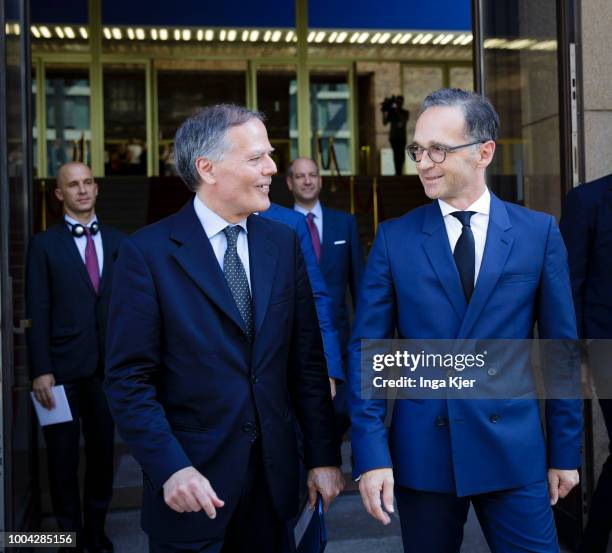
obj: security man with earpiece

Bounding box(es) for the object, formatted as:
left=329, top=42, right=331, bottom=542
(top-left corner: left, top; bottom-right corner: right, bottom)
left=26, top=162, right=126, bottom=553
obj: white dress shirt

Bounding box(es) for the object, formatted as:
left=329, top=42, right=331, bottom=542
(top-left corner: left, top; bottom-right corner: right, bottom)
left=64, top=214, right=104, bottom=275
left=294, top=200, right=323, bottom=242
left=438, top=187, right=490, bottom=284
left=193, top=195, right=251, bottom=291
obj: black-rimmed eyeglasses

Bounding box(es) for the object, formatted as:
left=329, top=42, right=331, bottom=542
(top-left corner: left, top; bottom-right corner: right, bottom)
left=406, top=140, right=489, bottom=164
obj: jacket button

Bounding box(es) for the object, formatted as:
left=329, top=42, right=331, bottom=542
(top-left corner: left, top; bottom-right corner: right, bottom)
left=435, top=416, right=447, bottom=427
left=242, top=422, right=255, bottom=432
left=487, top=368, right=497, bottom=376
left=489, top=414, right=500, bottom=423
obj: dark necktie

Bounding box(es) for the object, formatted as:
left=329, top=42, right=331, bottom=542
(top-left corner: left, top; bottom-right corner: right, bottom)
left=222, top=225, right=254, bottom=341
left=84, top=227, right=100, bottom=293
left=306, top=212, right=321, bottom=263
left=450, top=211, right=476, bottom=302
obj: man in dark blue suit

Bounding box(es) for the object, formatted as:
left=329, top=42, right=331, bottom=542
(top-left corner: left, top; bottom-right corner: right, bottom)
left=104, top=105, right=343, bottom=553
left=26, top=162, right=125, bottom=553
left=286, top=157, right=363, bottom=439
left=260, top=202, right=344, bottom=393
left=560, top=175, right=612, bottom=553
left=348, top=89, right=582, bottom=552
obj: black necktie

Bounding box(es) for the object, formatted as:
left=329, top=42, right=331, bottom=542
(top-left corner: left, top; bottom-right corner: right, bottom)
left=222, top=226, right=254, bottom=341
left=450, top=211, right=476, bottom=302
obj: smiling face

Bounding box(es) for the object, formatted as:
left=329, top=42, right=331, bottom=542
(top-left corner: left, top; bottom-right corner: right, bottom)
left=54, top=163, right=98, bottom=221
left=413, top=105, right=494, bottom=209
left=196, top=118, right=277, bottom=222
left=287, top=158, right=322, bottom=208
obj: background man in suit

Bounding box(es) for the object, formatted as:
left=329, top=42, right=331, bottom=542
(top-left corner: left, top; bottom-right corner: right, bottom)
left=560, top=175, right=612, bottom=553
left=260, top=202, right=344, bottom=396
left=348, top=88, right=582, bottom=552
left=287, top=157, right=363, bottom=440
left=26, top=162, right=125, bottom=553
left=104, top=105, right=343, bottom=553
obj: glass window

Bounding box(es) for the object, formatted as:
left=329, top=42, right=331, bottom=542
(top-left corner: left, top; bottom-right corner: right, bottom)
left=157, top=69, right=246, bottom=176
left=257, top=65, right=296, bottom=174
left=45, top=66, right=91, bottom=177
left=305, top=70, right=352, bottom=175
left=103, top=65, right=147, bottom=176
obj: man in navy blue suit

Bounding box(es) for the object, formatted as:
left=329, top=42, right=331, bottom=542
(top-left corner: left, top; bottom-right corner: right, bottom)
left=104, top=105, right=343, bottom=553
left=286, top=157, right=363, bottom=440
left=26, top=162, right=125, bottom=553
left=348, top=89, right=582, bottom=552
left=560, top=175, right=612, bottom=553
left=260, top=202, right=344, bottom=394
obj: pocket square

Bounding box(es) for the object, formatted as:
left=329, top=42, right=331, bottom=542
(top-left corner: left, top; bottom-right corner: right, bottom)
left=333, top=240, right=346, bottom=245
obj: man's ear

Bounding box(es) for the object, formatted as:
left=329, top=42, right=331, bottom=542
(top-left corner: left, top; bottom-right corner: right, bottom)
left=286, top=176, right=294, bottom=192
left=54, top=187, right=64, bottom=202
left=195, top=156, right=216, bottom=185
left=476, top=140, right=496, bottom=169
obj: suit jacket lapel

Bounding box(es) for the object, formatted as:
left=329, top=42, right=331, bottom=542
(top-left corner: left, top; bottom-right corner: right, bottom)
left=421, top=202, right=467, bottom=320
left=56, top=224, right=97, bottom=296
left=171, top=202, right=247, bottom=335
left=458, top=194, right=514, bottom=338
left=247, top=215, right=278, bottom=335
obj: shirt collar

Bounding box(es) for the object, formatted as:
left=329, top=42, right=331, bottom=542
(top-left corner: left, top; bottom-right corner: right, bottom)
left=64, top=214, right=98, bottom=228
left=294, top=200, right=322, bottom=220
left=438, top=187, right=490, bottom=218
left=193, top=195, right=248, bottom=239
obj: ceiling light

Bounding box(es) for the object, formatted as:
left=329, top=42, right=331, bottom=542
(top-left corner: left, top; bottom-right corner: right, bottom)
left=391, top=33, right=402, bottom=44
left=329, top=31, right=338, bottom=43
left=79, top=26, right=88, bottom=39
left=196, top=29, right=203, bottom=40
left=263, top=30, right=271, bottom=41
left=250, top=30, right=260, bottom=41
left=219, top=29, right=227, bottom=41
left=227, top=29, right=236, bottom=41
left=183, top=29, right=192, bottom=40
left=31, top=26, right=41, bottom=38
left=241, top=30, right=249, bottom=41
left=440, top=33, right=454, bottom=45
left=127, top=28, right=135, bottom=40
left=151, top=28, right=158, bottom=40
left=336, top=31, right=348, bottom=43
left=379, top=32, right=391, bottom=44
left=159, top=28, right=168, bottom=40
left=103, top=27, right=111, bottom=39
left=136, top=28, right=145, bottom=40
left=173, top=29, right=180, bottom=40
left=271, top=30, right=282, bottom=42
left=40, top=26, right=51, bottom=38
left=412, top=33, right=424, bottom=44
left=349, top=32, right=360, bottom=43
left=315, top=31, right=325, bottom=43
left=461, top=34, right=473, bottom=45
left=54, top=26, right=65, bottom=39
left=357, top=32, right=369, bottom=44
left=433, top=34, right=444, bottom=45
left=111, top=27, right=122, bottom=40
left=371, top=32, right=381, bottom=44
left=63, top=26, right=75, bottom=39
left=420, top=33, right=433, bottom=44
left=205, top=29, right=214, bottom=41
left=307, top=31, right=315, bottom=42
left=399, top=32, right=412, bottom=44
left=453, top=34, right=465, bottom=45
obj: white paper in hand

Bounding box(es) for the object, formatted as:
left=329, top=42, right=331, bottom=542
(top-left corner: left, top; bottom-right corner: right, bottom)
left=30, top=385, right=73, bottom=426
left=293, top=500, right=316, bottom=547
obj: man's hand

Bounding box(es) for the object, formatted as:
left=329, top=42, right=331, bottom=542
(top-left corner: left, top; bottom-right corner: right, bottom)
left=548, top=468, right=579, bottom=505
left=163, top=466, right=225, bottom=517
left=32, top=374, right=56, bottom=409
left=329, top=378, right=337, bottom=399
left=307, top=466, right=344, bottom=512
left=359, top=468, right=395, bottom=525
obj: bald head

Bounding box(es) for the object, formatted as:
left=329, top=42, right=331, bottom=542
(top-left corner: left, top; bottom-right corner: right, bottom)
left=54, top=162, right=98, bottom=223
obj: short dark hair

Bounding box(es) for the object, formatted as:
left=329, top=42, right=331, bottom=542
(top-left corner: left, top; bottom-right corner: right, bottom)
left=174, top=104, right=266, bottom=192
left=420, top=88, right=499, bottom=142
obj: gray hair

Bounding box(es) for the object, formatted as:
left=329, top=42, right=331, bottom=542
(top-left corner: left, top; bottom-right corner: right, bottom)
left=174, top=104, right=266, bottom=192
left=420, top=88, right=499, bottom=142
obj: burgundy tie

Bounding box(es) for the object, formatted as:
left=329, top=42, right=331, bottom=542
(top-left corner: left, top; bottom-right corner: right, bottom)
left=306, top=212, right=321, bottom=263
left=84, top=227, right=100, bottom=293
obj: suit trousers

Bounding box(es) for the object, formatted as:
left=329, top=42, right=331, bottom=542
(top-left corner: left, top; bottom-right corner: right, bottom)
left=395, top=480, right=559, bottom=553
left=149, top=439, right=288, bottom=553
left=580, top=398, right=612, bottom=553
left=42, top=374, right=114, bottom=547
